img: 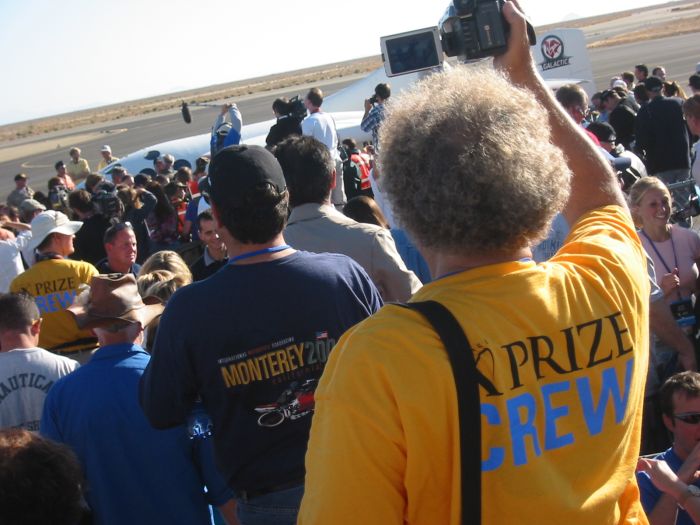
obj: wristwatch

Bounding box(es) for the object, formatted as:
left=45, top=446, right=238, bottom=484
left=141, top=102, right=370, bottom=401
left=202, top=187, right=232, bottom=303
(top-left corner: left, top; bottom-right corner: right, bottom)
left=679, top=484, right=700, bottom=509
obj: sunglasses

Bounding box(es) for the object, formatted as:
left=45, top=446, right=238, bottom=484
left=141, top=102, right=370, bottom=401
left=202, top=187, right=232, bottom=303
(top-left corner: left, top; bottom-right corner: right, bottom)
left=674, top=412, right=700, bottom=424
left=112, top=221, right=132, bottom=231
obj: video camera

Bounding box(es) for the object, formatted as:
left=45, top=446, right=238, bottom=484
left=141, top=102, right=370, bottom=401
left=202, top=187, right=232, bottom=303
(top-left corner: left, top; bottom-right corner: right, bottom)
left=380, top=0, right=536, bottom=77
left=286, top=95, right=308, bottom=123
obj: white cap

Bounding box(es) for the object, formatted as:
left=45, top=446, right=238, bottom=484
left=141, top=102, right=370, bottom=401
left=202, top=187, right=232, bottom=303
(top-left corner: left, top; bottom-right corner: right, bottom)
left=27, top=211, right=83, bottom=253
left=101, top=145, right=112, bottom=153
left=612, top=79, right=627, bottom=89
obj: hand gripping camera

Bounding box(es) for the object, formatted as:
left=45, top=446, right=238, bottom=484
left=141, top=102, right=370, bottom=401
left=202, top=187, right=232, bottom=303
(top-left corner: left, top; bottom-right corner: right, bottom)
left=381, top=0, right=536, bottom=77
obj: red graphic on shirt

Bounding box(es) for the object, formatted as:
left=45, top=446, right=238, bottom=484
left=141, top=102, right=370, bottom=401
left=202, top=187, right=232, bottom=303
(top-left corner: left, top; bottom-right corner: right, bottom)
left=254, top=379, right=317, bottom=428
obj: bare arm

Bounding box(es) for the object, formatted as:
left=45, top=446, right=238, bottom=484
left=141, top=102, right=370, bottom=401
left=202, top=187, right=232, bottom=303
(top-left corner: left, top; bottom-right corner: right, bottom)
left=495, top=1, right=626, bottom=226
left=0, top=220, right=30, bottom=232
left=638, top=458, right=700, bottom=525
left=648, top=492, right=681, bottom=525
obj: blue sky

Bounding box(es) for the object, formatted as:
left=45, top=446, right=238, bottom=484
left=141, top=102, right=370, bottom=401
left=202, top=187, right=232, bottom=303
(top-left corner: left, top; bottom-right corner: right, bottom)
left=0, top=0, right=671, bottom=125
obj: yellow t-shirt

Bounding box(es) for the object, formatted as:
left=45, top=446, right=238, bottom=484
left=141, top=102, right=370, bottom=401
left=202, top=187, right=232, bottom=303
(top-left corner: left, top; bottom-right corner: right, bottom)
left=66, top=158, right=90, bottom=179
left=299, top=206, right=650, bottom=525
left=96, top=156, right=119, bottom=172
left=11, top=259, right=98, bottom=353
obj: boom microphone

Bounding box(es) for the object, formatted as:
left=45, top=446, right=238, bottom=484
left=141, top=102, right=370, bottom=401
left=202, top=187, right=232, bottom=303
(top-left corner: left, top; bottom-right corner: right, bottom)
left=181, top=102, right=192, bottom=124
left=180, top=101, right=224, bottom=124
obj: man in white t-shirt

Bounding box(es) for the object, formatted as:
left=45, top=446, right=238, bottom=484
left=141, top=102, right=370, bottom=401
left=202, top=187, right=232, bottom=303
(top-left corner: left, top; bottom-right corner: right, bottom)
left=302, top=87, right=345, bottom=208
left=0, top=293, right=78, bottom=430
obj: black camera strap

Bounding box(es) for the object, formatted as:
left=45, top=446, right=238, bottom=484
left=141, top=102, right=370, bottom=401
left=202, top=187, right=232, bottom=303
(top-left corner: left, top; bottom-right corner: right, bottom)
left=397, top=300, right=481, bottom=525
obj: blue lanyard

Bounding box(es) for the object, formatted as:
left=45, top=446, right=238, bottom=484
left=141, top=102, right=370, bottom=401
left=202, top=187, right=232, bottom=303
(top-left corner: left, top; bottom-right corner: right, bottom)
left=227, top=244, right=291, bottom=265
left=641, top=229, right=678, bottom=274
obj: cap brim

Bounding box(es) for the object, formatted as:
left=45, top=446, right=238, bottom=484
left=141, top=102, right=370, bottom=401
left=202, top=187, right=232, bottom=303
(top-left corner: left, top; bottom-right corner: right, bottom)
left=68, top=301, right=164, bottom=330
left=53, top=221, right=83, bottom=236
left=21, top=203, right=46, bottom=213
left=26, top=220, right=83, bottom=253
left=612, top=157, right=632, bottom=171
left=602, top=150, right=632, bottom=171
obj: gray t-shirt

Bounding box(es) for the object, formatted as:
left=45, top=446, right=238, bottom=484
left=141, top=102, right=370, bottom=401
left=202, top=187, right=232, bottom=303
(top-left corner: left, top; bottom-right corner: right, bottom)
left=0, top=348, right=78, bottom=430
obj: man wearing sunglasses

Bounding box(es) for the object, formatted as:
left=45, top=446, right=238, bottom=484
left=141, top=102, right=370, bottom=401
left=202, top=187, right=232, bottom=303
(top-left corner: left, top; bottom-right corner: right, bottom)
left=637, top=371, right=700, bottom=524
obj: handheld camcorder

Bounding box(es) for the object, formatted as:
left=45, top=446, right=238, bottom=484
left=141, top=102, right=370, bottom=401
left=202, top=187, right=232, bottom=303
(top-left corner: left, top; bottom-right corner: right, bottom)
left=380, top=0, right=536, bottom=77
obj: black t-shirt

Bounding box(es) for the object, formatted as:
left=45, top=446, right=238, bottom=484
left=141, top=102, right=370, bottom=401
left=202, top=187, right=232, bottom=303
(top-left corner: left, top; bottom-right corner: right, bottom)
left=140, top=251, right=382, bottom=491
left=72, top=214, right=111, bottom=265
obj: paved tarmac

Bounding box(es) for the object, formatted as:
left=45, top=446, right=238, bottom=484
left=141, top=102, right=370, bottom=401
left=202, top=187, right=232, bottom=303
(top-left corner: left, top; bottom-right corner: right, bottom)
left=1, top=32, right=698, bottom=199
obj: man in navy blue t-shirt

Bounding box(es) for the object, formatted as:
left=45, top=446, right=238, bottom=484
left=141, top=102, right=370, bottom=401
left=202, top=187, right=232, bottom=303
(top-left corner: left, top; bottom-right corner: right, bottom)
left=140, top=145, right=382, bottom=525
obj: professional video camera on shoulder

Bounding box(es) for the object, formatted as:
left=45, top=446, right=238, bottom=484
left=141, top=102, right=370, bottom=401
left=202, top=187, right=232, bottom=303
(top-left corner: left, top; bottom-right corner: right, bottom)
left=380, top=0, right=536, bottom=77
left=286, top=95, right=308, bottom=123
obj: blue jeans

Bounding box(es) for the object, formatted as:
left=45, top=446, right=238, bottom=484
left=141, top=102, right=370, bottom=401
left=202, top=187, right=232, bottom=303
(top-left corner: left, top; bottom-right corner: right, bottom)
left=236, top=485, right=304, bottom=525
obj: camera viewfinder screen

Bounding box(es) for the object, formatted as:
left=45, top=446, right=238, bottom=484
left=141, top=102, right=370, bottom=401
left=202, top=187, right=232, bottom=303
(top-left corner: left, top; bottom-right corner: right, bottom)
left=383, top=28, right=442, bottom=76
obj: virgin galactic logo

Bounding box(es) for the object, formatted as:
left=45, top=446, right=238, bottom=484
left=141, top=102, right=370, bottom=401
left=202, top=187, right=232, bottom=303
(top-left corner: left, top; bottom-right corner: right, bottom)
left=539, top=35, right=571, bottom=71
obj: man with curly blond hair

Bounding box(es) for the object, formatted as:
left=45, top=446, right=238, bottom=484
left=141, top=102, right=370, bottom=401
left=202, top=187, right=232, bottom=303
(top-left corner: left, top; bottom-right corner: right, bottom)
left=299, top=2, right=651, bottom=524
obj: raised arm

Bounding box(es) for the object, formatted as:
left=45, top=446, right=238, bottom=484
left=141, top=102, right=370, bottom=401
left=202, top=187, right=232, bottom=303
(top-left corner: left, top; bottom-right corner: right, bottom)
left=495, top=1, right=626, bottom=226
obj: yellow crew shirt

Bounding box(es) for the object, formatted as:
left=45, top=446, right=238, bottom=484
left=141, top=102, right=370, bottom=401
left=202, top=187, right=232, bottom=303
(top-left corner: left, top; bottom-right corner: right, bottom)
left=11, top=259, right=98, bottom=354
left=300, top=205, right=650, bottom=525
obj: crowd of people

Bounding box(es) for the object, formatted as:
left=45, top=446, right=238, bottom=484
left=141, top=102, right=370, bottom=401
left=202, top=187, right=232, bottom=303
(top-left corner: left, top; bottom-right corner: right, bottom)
left=1, top=3, right=700, bottom=523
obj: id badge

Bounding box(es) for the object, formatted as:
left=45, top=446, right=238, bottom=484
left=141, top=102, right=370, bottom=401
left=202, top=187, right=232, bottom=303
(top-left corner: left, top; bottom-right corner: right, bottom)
left=670, top=299, right=696, bottom=328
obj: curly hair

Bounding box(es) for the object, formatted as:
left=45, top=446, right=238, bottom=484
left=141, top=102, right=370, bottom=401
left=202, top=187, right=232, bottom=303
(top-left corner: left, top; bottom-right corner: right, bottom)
left=0, top=429, right=86, bottom=525
left=378, top=65, right=571, bottom=253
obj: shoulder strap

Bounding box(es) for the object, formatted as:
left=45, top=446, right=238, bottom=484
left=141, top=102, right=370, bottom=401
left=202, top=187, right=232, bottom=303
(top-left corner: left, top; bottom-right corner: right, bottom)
left=397, top=300, right=481, bottom=525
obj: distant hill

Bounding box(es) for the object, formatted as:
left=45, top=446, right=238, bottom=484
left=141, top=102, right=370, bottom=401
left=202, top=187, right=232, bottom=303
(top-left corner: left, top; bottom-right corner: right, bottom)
left=1, top=0, right=698, bottom=144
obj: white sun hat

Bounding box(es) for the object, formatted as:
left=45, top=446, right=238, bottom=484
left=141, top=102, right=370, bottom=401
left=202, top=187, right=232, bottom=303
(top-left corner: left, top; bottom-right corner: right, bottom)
left=27, top=210, right=82, bottom=253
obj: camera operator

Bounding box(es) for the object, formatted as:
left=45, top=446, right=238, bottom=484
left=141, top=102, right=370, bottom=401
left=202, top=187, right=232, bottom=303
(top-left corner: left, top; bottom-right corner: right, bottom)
left=266, top=97, right=302, bottom=150
left=299, top=2, right=651, bottom=523
left=361, top=83, right=391, bottom=149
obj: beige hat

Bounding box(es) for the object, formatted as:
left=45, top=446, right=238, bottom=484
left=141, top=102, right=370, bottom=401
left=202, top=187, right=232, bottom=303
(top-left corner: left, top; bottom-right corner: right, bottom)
left=19, top=199, right=46, bottom=213
left=27, top=210, right=82, bottom=253
left=68, top=274, right=164, bottom=330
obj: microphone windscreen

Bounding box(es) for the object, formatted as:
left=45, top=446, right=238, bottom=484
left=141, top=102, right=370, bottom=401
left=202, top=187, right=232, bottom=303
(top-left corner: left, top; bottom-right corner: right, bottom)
left=181, top=102, right=192, bottom=124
